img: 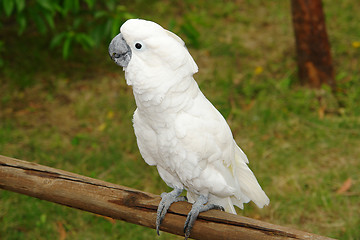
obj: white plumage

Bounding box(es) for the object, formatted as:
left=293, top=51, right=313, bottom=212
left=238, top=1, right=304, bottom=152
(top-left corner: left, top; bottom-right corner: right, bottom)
left=114, top=19, right=269, bottom=214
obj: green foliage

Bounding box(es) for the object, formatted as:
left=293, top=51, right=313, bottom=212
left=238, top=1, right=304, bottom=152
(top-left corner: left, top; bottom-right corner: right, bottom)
left=0, top=0, right=136, bottom=59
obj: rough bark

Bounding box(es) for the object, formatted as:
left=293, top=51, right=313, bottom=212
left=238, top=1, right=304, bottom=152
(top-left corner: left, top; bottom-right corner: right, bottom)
left=291, top=0, right=335, bottom=89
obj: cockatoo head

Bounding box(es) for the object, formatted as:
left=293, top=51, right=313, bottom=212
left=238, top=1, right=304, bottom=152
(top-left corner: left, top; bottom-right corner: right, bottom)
left=108, top=19, right=198, bottom=75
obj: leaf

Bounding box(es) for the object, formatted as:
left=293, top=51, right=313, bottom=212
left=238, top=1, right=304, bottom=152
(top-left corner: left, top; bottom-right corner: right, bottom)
left=105, top=1, right=115, bottom=10
left=43, top=12, right=55, bottom=29
left=104, top=19, right=113, bottom=37
left=84, top=0, right=95, bottom=9
left=89, top=26, right=102, bottom=46
left=15, top=0, right=25, bottom=13
left=73, top=0, right=80, bottom=13
left=16, top=14, right=27, bottom=35
left=111, top=18, right=121, bottom=38
left=94, top=10, right=108, bottom=19
left=50, top=32, right=66, bottom=49
left=36, top=0, right=54, bottom=12
left=336, top=178, right=352, bottom=195
left=123, top=12, right=136, bottom=19
left=62, top=34, right=73, bottom=59
left=94, top=214, right=116, bottom=224
left=75, top=33, right=95, bottom=49
left=63, top=0, right=72, bottom=14
left=56, top=221, right=67, bottom=240
left=31, top=11, right=47, bottom=34
left=318, top=105, right=326, bottom=119
left=3, top=0, right=14, bottom=16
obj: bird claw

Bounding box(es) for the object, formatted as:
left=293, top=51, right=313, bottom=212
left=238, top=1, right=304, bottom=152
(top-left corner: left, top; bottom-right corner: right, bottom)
left=183, top=207, right=199, bottom=239
left=156, top=188, right=185, bottom=235
left=156, top=191, right=223, bottom=239
left=183, top=196, right=224, bottom=240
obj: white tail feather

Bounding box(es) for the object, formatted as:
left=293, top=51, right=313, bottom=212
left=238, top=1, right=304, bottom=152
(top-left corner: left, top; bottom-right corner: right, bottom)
left=233, top=144, right=270, bottom=208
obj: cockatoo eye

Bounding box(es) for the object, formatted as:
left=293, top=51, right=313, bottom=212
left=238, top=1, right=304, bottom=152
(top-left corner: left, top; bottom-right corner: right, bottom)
left=135, top=42, right=142, bottom=49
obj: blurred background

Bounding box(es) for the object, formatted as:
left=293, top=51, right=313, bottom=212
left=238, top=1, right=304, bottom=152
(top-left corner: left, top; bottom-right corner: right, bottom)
left=0, top=0, right=359, bottom=239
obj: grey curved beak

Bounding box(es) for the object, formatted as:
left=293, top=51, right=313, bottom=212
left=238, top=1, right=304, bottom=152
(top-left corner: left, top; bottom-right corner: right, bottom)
left=108, top=33, right=132, bottom=67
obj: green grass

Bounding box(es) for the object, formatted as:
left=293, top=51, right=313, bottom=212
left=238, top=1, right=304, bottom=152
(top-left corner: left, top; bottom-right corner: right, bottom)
left=1, top=0, right=360, bottom=239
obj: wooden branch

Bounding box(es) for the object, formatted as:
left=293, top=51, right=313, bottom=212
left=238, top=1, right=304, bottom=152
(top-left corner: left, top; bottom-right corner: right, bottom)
left=291, top=0, right=336, bottom=89
left=0, top=155, right=334, bottom=240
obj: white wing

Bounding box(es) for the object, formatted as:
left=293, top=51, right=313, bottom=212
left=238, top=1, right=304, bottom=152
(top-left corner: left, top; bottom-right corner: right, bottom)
left=133, top=109, right=157, bottom=166
left=175, top=89, right=269, bottom=211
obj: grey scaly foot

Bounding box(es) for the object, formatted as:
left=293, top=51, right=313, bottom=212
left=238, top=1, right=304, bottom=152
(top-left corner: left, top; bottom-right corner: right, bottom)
left=183, top=195, right=224, bottom=240
left=156, top=187, right=186, bottom=235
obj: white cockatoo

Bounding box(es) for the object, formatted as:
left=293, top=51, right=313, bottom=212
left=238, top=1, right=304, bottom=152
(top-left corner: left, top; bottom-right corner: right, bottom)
left=109, top=19, right=269, bottom=239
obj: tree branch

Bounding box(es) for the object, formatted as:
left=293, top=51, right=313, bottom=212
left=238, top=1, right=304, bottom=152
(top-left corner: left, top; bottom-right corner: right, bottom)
left=0, top=155, right=333, bottom=240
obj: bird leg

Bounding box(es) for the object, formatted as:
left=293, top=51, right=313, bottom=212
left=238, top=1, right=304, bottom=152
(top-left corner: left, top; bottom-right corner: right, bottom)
left=156, top=187, right=187, bottom=235
left=183, top=194, right=225, bottom=240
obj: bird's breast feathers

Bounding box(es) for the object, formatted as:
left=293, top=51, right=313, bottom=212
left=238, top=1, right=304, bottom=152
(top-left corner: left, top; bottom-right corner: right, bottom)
left=133, top=93, right=237, bottom=196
